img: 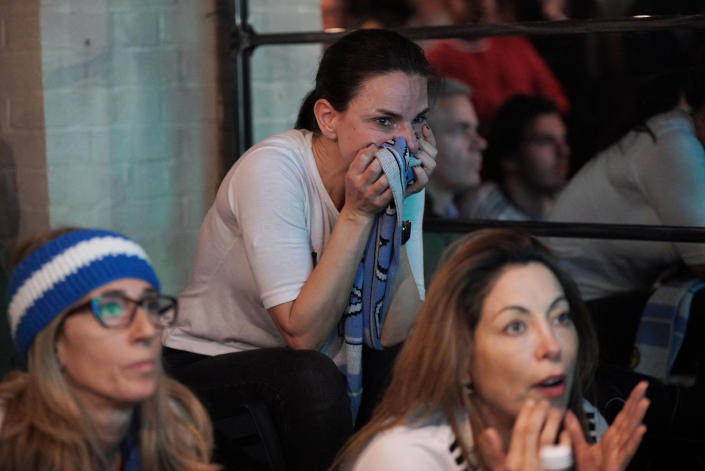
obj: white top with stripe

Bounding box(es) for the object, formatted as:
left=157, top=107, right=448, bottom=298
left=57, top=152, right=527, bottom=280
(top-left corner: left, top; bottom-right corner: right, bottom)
left=351, top=401, right=607, bottom=471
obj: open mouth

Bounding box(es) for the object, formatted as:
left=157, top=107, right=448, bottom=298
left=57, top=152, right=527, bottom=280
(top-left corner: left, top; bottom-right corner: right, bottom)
left=534, top=375, right=566, bottom=398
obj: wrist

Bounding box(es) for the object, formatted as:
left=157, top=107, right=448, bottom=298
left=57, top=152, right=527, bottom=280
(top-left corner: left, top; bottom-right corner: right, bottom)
left=339, top=205, right=376, bottom=227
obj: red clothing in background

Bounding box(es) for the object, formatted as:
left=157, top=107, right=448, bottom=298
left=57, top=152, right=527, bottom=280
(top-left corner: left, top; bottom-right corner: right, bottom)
left=427, top=37, right=569, bottom=124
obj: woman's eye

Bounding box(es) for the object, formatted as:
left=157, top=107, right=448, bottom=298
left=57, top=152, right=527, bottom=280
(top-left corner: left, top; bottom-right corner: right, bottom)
left=504, top=321, right=525, bottom=335
left=143, top=298, right=163, bottom=313
left=98, top=301, right=125, bottom=319
left=375, top=117, right=393, bottom=127
left=412, top=114, right=427, bottom=125
left=554, top=311, right=573, bottom=325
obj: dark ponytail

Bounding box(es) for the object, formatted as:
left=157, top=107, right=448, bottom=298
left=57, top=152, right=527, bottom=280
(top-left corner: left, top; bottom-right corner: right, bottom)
left=295, top=89, right=321, bottom=132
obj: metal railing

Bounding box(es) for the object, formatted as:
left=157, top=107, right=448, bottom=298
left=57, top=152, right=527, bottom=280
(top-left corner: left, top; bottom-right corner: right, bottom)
left=231, top=1, right=705, bottom=242
left=423, top=219, right=705, bottom=242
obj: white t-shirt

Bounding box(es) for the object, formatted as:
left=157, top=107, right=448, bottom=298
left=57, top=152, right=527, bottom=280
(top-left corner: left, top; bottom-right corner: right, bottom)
left=351, top=401, right=607, bottom=471
left=163, top=130, right=342, bottom=357
left=461, top=182, right=530, bottom=221
left=546, top=110, right=705, bottom=300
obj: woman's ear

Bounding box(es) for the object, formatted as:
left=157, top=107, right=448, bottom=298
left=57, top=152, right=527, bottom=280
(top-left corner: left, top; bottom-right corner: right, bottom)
left=55, top=335, right=66, bottom=370
left=313, top=98, right=339, bottom=140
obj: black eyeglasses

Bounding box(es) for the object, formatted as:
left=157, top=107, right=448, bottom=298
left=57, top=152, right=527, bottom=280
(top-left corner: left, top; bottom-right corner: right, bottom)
left=67, top=291, right=178, bottom=329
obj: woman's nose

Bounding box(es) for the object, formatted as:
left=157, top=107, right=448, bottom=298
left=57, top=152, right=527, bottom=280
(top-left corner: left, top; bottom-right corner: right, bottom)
left=537, top=328, right=562, bottom=361
left=130, top=307, right=158, bottom=342
left=403, top=125, right=420, bottom=153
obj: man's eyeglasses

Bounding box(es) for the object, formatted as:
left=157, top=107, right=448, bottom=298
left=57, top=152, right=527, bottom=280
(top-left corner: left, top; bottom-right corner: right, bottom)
left=67, top=291, right=178, bottom=329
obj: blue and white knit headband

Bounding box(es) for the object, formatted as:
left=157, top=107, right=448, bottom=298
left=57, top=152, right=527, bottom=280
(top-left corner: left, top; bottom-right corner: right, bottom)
left=8, top=229, right=160, bottom=362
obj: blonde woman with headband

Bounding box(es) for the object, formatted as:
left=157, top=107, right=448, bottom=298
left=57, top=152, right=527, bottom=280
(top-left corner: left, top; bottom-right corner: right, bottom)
left=0, top=228, right=218, bottom=471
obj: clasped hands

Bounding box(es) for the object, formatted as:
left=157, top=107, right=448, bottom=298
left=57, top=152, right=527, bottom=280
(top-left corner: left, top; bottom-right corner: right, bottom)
left=343, top=125, right=437, bottom=220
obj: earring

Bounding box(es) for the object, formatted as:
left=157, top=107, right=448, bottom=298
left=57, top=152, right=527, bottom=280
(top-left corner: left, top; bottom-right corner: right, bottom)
left=464, top=382, right=474, bottom=395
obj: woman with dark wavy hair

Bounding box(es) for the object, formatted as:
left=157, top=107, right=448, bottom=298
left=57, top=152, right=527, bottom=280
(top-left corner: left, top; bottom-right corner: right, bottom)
left=332, top=229, right=649, bottom=470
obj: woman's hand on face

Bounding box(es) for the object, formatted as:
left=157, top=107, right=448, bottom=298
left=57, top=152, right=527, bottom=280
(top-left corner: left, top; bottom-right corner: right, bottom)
left=482, top=399, right=568, bottom=471
left=406, top=123, right=437, bottom=196
left=343, top=143, right=393, bottom=222
left=565, top=381, right=649, bottom=471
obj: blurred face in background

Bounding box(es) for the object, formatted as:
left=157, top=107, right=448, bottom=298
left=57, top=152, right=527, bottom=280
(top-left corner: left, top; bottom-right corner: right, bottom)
left=515, top=112, right=570, bottom=194
left=321, top=0, right=345, bottom=30
left=430, top=94, right=486, bottom=191
left=451, top=0, right=501, bottom=23
left=541, top=0, right=568, bottom=20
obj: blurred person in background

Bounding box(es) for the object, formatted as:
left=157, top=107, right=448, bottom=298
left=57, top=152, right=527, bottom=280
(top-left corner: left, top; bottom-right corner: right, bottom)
left=321, top=0, right=415, bottom=30
left=343, top=0, right=415, bottom=29
left=425, top=78, right=486, bottom=219
left=426, top=0, right=569, bottom=127
left=407, top=0, right=456, bottom=26
left=546, top=37, right=705, bottom=301
left=321, top=0, right=346, bottom=30
left=461, top=94, right=570, bottom=220
left=422, top=78, right=486, bottom=284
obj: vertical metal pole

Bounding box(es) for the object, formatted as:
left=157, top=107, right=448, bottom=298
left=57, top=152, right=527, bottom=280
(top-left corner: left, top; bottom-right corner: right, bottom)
left=233, top=0, right=253, bottom=160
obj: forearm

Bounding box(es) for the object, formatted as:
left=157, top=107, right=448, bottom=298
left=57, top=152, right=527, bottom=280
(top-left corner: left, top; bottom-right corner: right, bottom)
left=270, top=208, right=374, bottom=350
left=380, top=246, right=421, bottom=346
left=268, top=131, right=435, bottom=350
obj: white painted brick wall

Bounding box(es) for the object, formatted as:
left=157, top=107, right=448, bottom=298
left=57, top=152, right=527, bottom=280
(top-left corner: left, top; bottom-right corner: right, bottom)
left=2, top=0, right=324, bottom=295
left=0, top=0, right=50, bottom=249
left=249, top=0, right=322, bottom=143
left=39, top=0, right=222, bottom=293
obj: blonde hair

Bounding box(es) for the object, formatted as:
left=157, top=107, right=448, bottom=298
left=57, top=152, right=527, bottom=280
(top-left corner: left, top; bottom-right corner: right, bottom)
left=0, top=228, right=219, bottom=470
left=331, top=229, right=598, bottom=469
left=0, top=312, right=219, bottom=470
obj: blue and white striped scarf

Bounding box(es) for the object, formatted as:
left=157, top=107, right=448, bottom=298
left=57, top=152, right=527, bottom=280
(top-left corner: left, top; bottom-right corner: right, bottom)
left=633, top=277, right=705, bottom=380
left=328, top=136, right=420, bottom=421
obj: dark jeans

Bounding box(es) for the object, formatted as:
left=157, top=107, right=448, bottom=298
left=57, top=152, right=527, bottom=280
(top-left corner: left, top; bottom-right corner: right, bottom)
left=355, top=342, right=404, bottom=429
left=163, top=347, right=353, bottom=471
